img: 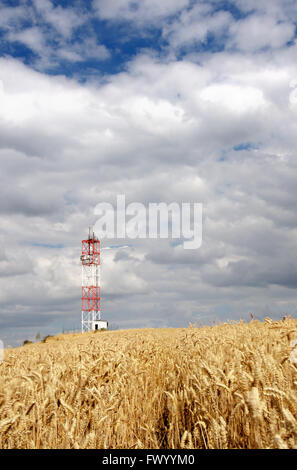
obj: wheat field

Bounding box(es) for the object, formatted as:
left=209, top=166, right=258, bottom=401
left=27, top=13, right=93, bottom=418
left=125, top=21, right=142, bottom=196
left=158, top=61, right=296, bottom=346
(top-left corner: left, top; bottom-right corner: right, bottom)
left=0, top=317, right=297, bottom=449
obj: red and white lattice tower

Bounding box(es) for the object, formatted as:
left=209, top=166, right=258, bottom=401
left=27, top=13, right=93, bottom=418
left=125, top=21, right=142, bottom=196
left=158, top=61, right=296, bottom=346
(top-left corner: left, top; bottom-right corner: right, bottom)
left=81, top=228, right=107, bottom=332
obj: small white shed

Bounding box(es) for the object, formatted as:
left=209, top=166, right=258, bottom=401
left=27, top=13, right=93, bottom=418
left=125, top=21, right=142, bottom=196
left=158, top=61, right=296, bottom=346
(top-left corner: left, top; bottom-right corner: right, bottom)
left=93, top=320, right=108, bottom=331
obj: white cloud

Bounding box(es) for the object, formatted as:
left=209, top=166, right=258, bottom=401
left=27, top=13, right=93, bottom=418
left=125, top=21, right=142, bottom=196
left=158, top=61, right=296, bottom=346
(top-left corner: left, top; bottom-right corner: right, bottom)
left=228, top=14, right=295, bottom=51
left=6, top=27, right=46, bottom=54
left=163, top=4, right=232, bottom=49
left=58, top=37, right=110, bottom=62
left=0, top=5, right=28, bottom=28
left=32, top=0, right=86, bottom=37
left=232, top=0, right=297, bottom=19
left=2, top=2, right=109, bottom=70
left=200, top=84, right=267, bottom=113
left=94, top=0, right=190, bottom=23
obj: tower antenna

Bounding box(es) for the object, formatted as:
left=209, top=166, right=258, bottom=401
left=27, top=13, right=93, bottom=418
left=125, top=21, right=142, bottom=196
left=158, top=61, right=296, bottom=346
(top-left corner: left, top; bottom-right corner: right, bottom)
left=80, top=229, right=108, bottom=332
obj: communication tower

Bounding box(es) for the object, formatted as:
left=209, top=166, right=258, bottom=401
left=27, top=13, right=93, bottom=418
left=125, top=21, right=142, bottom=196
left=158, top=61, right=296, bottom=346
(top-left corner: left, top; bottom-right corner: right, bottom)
left=81, top=228, right=108, bottom=332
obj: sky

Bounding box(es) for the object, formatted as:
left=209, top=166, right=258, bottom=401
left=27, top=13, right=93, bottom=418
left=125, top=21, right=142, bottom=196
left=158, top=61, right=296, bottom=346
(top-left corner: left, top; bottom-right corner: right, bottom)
left=0, top=0, right=297, bottom=346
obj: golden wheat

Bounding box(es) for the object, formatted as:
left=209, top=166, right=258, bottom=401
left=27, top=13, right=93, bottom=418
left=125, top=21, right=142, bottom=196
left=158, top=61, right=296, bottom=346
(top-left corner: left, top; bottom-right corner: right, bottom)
left=0, top=318, right=297, bottom=449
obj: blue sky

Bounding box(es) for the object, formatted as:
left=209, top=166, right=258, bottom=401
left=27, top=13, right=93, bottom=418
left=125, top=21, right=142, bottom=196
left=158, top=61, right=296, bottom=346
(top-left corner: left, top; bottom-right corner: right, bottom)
left=1, top=0, right=297, bottom=346
left=0, top=0, right=164, bottom=76
left=2, top=0, right=295, bottom=78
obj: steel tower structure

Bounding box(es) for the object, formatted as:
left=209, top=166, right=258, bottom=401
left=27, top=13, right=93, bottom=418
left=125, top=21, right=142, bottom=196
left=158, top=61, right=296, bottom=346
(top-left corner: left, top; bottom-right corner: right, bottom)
left=81, top=228, right=101, bottom=332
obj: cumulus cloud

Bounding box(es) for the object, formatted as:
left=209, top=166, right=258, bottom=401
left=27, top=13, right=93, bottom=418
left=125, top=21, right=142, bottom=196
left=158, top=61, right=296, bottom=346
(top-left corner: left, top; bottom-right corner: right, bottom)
left=93, top=0, right=190, bottom=24
left=6, top=27, right=47, bottom=55
left=0, top=1, right=109, bottom=71
left=163, top=4, right=232, bottom=50
left=0, top=5, right=27, bottom=29
left=32, top=0, right=86, bottom=37
left=92, top=0, right=297, bottom=55
left=228, top=14, right=295, bottom=51
left=232, top=0, right=297, bottom=18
